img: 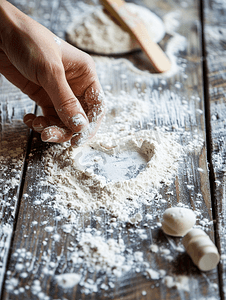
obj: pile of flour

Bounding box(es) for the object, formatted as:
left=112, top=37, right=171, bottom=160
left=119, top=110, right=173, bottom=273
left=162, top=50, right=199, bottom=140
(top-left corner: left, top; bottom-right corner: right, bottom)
left=43, top=91, right=181, bottom=222
left=44, top=130, right=180, bottom=221
left=66, top=2, right=165, bottom=54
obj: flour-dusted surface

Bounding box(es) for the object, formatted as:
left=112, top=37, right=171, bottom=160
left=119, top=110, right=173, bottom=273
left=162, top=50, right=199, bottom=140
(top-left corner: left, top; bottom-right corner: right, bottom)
left=6, top=52, right=213, bottom=297
left=0, top=0, right=222, bottom=299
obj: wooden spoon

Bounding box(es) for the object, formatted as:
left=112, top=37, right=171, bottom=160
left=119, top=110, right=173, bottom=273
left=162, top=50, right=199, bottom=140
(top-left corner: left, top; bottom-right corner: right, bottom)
left=101, top=0, right=171, bottom=73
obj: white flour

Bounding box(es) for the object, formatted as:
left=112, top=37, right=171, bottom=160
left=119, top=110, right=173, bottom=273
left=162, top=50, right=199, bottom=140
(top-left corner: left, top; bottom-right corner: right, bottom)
left=163, top=275, right=190, bottom=292
left=44, top=90, right=181, bottom=222
left=55, top=273, right=81, bottom=288
left=66, top=2, right=165, bottom=54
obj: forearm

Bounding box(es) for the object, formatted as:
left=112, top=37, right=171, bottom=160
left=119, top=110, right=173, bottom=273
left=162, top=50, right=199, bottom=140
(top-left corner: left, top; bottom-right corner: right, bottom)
left=0, top=0, right=14, bottom=47
left=0, top=0, right=5, bottom=45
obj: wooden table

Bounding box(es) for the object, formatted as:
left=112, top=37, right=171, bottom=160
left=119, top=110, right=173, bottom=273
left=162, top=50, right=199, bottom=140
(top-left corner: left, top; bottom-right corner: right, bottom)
left=0, top=0, right=226, bottom=299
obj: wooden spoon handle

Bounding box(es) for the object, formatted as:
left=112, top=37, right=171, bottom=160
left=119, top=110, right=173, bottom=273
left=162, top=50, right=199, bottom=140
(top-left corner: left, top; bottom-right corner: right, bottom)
left=101, top=0, right=171, bottom=73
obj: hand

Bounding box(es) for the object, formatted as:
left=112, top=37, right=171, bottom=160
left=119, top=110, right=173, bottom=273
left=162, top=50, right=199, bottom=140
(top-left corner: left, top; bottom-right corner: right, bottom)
left=0, top=1, right=105, bottom=146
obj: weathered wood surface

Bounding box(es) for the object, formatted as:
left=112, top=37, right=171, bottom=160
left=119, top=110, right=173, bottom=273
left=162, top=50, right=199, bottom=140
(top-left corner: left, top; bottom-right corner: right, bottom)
left=0, top=74, right=35, bottom=296
left=0, top=0, right=222, bottom=299
left=204, top=0, right=226, bottom=298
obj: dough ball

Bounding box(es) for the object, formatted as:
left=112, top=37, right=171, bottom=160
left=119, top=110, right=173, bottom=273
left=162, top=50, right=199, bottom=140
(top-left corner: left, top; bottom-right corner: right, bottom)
left=161, top=207, right=196, bottom=237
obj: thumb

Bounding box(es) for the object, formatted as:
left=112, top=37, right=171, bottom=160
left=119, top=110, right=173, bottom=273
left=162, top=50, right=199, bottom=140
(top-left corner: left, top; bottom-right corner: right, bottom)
left=41, top=68, right=89, bottom=133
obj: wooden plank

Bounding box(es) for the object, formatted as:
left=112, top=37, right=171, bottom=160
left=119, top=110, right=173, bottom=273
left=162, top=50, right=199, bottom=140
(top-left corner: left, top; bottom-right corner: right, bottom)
left=1, top=0, right=220, bottom=299
left=0, top=73, right=35, bottom=296
left=203, top=0, right=226, bottom=298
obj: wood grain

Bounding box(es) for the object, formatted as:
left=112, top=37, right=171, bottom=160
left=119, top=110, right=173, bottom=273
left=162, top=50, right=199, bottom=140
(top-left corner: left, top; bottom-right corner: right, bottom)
left=204, top=0, right=226, bottom=298
left=0, top=0, right=221, bottom=299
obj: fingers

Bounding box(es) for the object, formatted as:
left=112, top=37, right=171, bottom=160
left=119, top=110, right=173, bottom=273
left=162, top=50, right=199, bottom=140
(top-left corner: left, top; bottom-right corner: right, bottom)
left=23, top=113, right=73, bottom=143
left=23, top=81, right=105, bottom=145
left=38, top=64, right=89, bottom=134
left=71, top=84, right=106, bottom=147
left=23, top=82, right=105, bottom=146
left=23, top=113, right=36, bottom=129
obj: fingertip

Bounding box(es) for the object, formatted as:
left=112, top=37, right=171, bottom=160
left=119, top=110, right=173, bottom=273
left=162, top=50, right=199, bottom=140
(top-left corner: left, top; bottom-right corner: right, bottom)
left=71, top=129, right=90, bottom=147
left=23, top=113, right=36, bottom=129
left=84, top=85, right=106, bottom=124
left=43, top=73, right=89, bottom=134
left=41, top=125, right=73, bottom=143
left=68, top=113, right=89, bottom=133
left=32, top=116, right=50, bottom=133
